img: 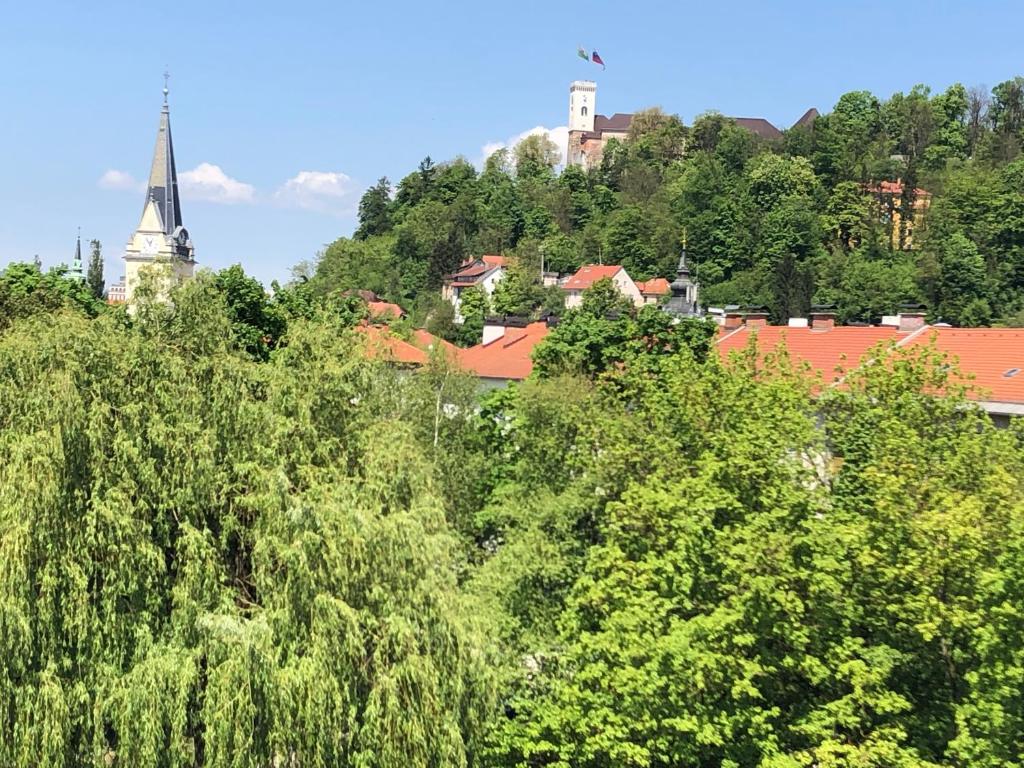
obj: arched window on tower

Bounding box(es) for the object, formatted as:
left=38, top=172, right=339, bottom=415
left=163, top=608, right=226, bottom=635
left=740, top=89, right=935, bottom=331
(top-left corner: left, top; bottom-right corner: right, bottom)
left=581, top=106, right=588, bottom=116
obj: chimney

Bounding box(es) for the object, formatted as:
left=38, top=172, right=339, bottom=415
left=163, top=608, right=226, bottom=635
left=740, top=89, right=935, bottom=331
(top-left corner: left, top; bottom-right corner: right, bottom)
left=482, top=316, right=506, bottom=345
left=897, top=303, right=927, bottom=334
left=724, top=310, right=744, bottom=330
left=809, top=304, right=836, bottom=331
left=744, top=307, right=769, bottom=329
left=898, top=312, right=926, bottom=333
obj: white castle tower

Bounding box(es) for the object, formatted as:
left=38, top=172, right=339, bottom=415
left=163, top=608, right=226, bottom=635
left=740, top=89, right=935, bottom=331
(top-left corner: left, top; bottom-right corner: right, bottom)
left=122, top=76, right=195, bottom=304
left=568, top=80, right=596, bottom=133
left=567, top=81, right=597, bottom=167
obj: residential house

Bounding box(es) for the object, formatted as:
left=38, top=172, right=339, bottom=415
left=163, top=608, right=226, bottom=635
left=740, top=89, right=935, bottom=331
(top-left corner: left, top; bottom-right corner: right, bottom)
left=458, top=317, right=553, bottom=389
left=562, top=264, right=643, bottom=309
left=865, top=180, right=932, bottom=250
left=716, top=309, right=1024, bottom=427
left=442, top=255, right=507, bottom=322
left=636, top=277, right=671, bottom=305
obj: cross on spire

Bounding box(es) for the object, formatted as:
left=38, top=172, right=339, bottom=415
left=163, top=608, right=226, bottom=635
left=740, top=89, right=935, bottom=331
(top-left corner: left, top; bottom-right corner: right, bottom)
left=163, top=68, right=170, bottom=105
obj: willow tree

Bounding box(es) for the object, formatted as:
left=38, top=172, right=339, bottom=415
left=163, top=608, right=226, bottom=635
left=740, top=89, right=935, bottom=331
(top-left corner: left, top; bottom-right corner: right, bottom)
left=0, top=275, right=495, bottom=767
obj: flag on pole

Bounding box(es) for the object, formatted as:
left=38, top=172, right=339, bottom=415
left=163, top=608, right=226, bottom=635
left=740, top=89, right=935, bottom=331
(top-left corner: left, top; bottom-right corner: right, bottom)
left=577, top=46, right=590, bottom=62
left=591, top=50, right=606, bottom=70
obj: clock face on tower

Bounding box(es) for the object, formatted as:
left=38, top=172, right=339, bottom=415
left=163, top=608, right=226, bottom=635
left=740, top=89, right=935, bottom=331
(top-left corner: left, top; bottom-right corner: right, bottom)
left=142, top=235, right=157, bottom=256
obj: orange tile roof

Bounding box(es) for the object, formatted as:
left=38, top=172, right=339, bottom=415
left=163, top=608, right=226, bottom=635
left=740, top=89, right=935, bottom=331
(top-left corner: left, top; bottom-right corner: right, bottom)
left=636, top=278, right=671, bottom=296
left=716, top=325, right=902, bottom=385
left=410, top=328, right=460, bottom=359
left=481, top=254, right=507, bottom=267
left=458, top=321, right=551, bottom=380
left=355, top=324, right=428, bottom=366
left=716, top=324, right=1024, bottom=404
left=366, top=300, right=404, bottom=320
left=867, top=180, right=931, bottom=199
left=563, top=265, right=623, bottom=291
left=904, top=328, right=1024, bottom=403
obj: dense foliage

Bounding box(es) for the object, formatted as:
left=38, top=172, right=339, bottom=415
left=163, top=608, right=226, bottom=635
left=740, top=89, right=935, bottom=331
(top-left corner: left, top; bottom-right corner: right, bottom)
left=307, top=78, right=1024, bottom=327
left=2, top=264, right=1024, bottom=767
left=0, top=275, right=494, bottom=768
left=4, top=73, right=1024, bottom=767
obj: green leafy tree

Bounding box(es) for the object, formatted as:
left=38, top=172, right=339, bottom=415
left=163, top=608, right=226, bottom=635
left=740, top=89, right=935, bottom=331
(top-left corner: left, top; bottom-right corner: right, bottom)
left=456, top=284, right=490, bottom=346
left=214, top=264, right=286, bottom=359
left=354, top=176, right=393, bottom=240
left=86, top=238, right=104, bottom=299
left=0, top=277, right=496, bottom=768
left=0, top=261, right=104, bottom=332
left=491, top=262, right=541, bottom=318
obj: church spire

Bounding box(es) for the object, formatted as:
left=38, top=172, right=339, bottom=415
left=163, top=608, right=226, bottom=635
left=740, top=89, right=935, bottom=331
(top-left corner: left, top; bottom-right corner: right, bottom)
left=69, top=229, right=85, bottom=281
left=144, top=72, right=182, bottom=235
left=665, top=234, right=700, bottom=317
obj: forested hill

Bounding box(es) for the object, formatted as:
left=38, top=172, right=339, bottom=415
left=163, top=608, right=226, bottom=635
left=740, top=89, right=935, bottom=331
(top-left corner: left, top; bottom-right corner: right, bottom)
left=308, top=77, right=1024, bottom=327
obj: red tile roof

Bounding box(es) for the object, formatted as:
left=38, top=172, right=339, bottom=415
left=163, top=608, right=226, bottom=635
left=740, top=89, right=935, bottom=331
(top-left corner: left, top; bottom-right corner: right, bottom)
left=356, top=324, right=428, bottom=366
left=716, top=325, right=900, bottom=386
left=366, top=300, right=404, bottom=320
left=716, top=324, right=1024, bottom=405
left=636, top=278, right=671, bottom=296
left=563, top=264, right=624, bottom=291
left=867, top=180, right=931, bottom=199
left=904, top=328, right=1024, bottom=403
left=458, top=321, right=551, bottom=380
left=410, top=329, right=460, bottom=359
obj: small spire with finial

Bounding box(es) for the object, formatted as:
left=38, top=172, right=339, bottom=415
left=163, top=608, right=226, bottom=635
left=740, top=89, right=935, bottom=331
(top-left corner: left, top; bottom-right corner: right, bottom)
left=163, top=68, right=170, bottom=106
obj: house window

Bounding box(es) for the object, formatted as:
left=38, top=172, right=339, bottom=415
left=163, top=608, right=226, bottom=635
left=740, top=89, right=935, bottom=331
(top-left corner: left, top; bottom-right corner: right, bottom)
left=581, top=106, right=588, bottom=116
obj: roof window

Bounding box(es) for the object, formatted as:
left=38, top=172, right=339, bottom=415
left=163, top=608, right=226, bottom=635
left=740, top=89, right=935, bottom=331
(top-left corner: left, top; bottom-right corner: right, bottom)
left=1004, top=368, right=1021, bottom=378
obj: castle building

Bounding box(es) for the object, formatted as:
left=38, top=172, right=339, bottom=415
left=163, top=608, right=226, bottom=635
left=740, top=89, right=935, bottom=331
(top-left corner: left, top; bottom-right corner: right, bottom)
left=121, top=80, right=195, bottom=304
left=566, top=80, right=633, bottom=168
left=566, top=81, right=819, bottom=169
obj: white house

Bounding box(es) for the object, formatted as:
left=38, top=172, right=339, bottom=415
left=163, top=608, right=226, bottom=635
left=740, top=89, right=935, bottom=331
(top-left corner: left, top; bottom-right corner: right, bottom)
left=442, top=255, right=507, bottom=322
left=561, top=264, right=643, bottom=309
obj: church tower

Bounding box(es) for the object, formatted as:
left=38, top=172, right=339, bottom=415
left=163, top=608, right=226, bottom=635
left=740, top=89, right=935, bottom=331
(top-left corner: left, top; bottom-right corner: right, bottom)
left=664, top=242, right=700, bottom=317
left=122, top=77, right=194, bottom=304
left=68, top=231, right=86, bottom=282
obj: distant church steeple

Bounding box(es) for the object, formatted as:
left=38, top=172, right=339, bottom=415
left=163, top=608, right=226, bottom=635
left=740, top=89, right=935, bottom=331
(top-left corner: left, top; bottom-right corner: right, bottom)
left=69, top=229, right=85, bottom=282
left=146, top=70, right=184, bottom=237
left=122, top=73, right=195, bottom=304
left=664, top=236, right=700, bottom=317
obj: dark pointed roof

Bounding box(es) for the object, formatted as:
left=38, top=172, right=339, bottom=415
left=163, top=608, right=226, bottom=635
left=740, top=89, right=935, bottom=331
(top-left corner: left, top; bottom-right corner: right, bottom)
left=731, top=117, right=783, bottom=141
left=145, top=91, right=182, bottom=235
left=665, top=246, right=699, bottom=317
left=792, top=107, right=820, bottom=129
left=70, top=232, right=85, bottom=281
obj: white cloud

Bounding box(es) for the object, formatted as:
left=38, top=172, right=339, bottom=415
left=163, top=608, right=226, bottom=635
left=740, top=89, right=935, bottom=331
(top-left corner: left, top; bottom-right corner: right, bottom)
left=274, top=170, right=358, bottom=215
left=479, top=125, right=569, bottom=168
left=179, top=163, right=255, bottom=204
left=98, top=169, right=144, bottom=191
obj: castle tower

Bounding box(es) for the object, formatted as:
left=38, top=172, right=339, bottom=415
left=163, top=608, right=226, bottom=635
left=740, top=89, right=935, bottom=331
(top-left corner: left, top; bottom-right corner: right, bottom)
left=122, top=76, right=195, bottom=304
left=569, top=80, right=596, bottom=133
left=567, top=80, right=596, bottom=167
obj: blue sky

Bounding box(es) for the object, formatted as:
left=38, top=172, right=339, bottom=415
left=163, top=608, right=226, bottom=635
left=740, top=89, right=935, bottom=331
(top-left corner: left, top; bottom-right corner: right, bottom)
left=2, top=0, right=1022, bottom=287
